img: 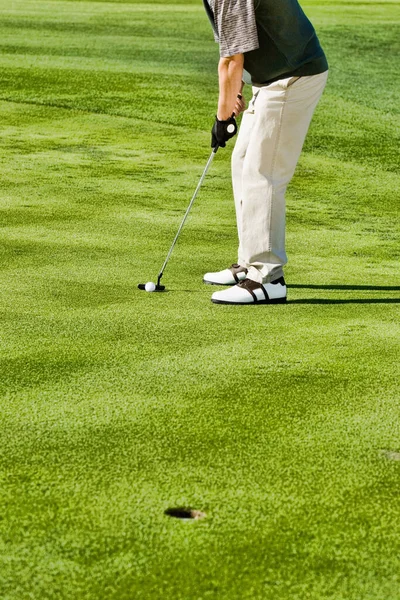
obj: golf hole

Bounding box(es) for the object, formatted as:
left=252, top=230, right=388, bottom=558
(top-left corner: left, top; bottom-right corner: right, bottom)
left=164, top=507, right=206, bottom=520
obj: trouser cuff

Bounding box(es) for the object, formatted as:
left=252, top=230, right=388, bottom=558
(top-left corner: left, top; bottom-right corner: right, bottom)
left=247, top=266, right=284, bottom=284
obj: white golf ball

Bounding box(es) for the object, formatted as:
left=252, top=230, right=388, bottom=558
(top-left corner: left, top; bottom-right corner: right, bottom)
left=145, top=281, right=156, bottom=292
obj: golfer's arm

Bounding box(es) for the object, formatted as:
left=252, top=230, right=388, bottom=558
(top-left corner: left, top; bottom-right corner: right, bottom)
left=217, top=54, right=244, bottom=120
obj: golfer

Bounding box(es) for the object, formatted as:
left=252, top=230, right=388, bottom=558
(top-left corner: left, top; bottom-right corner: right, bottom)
left=202, top=0, right=328, bottom=304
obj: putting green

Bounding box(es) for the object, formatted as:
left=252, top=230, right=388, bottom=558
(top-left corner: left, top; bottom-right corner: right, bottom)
left=0, top=1, right=399, bottom=598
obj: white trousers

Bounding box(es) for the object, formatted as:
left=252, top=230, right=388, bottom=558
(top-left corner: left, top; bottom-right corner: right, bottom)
left=231, top=70, right=328, bottom=283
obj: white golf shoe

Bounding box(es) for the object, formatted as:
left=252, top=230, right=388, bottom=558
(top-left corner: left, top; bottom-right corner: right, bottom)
left=211, top=277, right=287, bottom=305
left=203, top=263, right=248, bottom=286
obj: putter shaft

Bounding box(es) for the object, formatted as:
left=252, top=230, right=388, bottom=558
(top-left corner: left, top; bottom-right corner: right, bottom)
left=158, top=148, right=217, bottom=281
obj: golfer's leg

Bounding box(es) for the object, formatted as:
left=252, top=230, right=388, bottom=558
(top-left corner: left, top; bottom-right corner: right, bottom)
left=231, top=91, right=258, bottom=265
left=240, top=71, right=328, bottom=283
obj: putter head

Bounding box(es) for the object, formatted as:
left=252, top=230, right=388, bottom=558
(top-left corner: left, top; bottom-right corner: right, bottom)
left=138, top=283, right=166, bottom=291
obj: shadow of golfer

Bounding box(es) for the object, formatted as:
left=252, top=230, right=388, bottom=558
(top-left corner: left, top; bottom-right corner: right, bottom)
left=290, top=284, right=400, bottom=291
left=288, top=284, right=400, bottom=304
left=289, top=298, right=400, bottom=304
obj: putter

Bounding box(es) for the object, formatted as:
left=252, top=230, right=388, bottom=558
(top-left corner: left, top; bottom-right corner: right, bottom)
left=138, top=146, right=218, bottom=291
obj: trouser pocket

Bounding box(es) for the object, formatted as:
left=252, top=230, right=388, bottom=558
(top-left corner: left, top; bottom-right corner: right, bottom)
left=246, top=89, right=260, bottom=114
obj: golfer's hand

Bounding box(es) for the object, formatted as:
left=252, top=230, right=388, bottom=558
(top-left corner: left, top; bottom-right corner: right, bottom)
left=234, top=93, right=246, bottom=116
left=211, top=114, right=237, bottom=149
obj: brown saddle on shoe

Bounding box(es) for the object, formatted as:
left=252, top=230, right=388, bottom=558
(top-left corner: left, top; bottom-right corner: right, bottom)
left=237, top=276, right=287, bottom=302
left=229, top=264, right=248, bottom=283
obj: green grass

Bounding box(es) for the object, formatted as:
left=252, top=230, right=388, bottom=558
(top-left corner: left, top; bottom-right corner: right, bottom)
left=0, top=1, right=399, bottom=598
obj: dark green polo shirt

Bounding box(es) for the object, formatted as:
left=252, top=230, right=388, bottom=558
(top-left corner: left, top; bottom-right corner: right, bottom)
left=203, top=0, right=328, bottom=86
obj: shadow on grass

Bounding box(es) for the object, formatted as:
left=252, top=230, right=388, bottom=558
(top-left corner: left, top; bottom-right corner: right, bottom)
left=289, top=298, right=400, bottom=304
left=289, top=283, right=400, bottom=304
left=290, top=284, right=400, bottom=291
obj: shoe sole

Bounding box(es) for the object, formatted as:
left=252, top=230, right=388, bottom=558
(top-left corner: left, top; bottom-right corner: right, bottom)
left=212, top=297, right=287, bottom=305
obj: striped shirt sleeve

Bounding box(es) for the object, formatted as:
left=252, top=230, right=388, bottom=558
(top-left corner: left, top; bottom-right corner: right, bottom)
left=210, top=0, right=259, bottom=58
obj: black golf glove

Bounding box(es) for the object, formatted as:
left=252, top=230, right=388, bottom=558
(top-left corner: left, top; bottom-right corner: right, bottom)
left=211, top=114, right=237, bottom=149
